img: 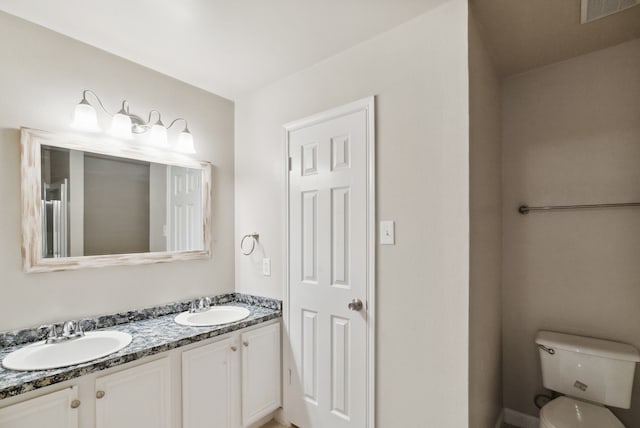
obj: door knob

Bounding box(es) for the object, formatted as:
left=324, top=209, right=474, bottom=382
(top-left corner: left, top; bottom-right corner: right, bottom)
left=348, top=298, right=363, bottom=311
left=96, top=390, right=105, bottom=399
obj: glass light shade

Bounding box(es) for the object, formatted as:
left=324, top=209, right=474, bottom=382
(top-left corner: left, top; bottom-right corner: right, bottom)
left=176, top=131, right=195, bottom=154
left=148, top=123, right=169, bottom=148
left=70, top=102, right=100, bottom=132
left=109, top=113, right=133, bottom=140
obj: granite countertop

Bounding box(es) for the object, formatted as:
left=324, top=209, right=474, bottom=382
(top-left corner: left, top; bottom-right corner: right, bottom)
left=0, top=293, right=281, bottom=400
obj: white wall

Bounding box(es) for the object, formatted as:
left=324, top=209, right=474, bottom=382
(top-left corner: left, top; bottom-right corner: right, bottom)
left=502, top=38, right=640, bottom=426
left=234, top=1, right=469, bottom=426
left=68, top=150, right=84, bottom=257
left=83, top=155, right=150, bottom=255
left=468, top=10, right=503, bottom=428
left=0, top=12, right=235, bottom=331
left=149, top=163, right=168, bottom=253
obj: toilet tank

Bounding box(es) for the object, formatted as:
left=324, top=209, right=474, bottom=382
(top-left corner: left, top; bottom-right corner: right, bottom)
left=536, top=331, right=640, bottom=409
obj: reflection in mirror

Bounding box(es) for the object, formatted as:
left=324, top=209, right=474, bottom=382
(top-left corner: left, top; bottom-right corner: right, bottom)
left=41, top=145, right=203, bottom=258
left=22, top=128, right=211, bottom=272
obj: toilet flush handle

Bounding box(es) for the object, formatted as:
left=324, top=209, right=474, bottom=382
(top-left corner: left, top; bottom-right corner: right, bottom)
left=538, top=344, right=555, bottom=355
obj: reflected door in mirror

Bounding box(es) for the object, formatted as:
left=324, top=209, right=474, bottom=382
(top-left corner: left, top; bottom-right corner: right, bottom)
left=168, top=166, right=203, bottom=251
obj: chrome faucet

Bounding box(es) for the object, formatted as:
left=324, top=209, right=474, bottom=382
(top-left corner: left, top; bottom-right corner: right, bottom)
left=46, top=320, right=85, bottom=344
left=189, top=297, right=212, bottom=313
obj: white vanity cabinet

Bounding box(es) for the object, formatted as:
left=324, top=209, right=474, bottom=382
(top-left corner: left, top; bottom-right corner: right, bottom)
left=95, top=358, right=172, bottom=428
left=182, top=337, right=240, bottom=428
left=181, top=321, right=282, bottom=428
left=0, top=387, right=79, bottom=428
left=241, top=322, right=281, bottom=427
left=0, top=320, right=281, bottom=428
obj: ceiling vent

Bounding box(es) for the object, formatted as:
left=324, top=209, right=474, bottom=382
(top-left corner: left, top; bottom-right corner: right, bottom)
left=581, top=0, right=640, bottom=23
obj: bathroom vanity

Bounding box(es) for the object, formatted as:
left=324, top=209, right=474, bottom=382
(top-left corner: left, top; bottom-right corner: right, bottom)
left=0, top=295, right=282, bottom=428
left=1, top=119, right=282, bottom=428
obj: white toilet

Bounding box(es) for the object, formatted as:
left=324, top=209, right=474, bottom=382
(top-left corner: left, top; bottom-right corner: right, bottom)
left=536, top=331, right=640, bottom=428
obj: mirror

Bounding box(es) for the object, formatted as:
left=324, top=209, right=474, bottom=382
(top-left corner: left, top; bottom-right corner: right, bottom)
left=21, top=128, right=212, bottom=272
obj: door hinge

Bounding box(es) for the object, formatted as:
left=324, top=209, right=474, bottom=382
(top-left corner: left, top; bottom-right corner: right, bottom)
left=289, top=368, right=292, bottom=385
left=288, top=157, right=292, bottom=172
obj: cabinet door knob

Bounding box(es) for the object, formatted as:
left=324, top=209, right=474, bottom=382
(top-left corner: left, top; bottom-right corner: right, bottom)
left=230, top=346, right=237, bottom=352
left=243, top=341, right=249, bottom=347
left=96, top=390, right=105, bottom=399
left=70, top=399, right=81, bottom=409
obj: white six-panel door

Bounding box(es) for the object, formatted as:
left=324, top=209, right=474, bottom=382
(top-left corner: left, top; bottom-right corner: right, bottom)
left=167, top=166, right=203, bottom=251
left=286, top=98, right=374, bottom=428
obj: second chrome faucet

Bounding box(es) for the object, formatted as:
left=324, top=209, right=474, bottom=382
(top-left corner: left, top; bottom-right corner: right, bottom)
left=189, top=297, right=212, bottom=313
left=46, top=320, right=85, bottom=344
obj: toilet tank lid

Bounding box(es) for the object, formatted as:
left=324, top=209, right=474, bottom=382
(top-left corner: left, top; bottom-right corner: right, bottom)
left=536, top=331, right=640, bottom=362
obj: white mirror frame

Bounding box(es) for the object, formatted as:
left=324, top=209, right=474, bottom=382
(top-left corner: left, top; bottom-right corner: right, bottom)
left=21, top=127, right=212, bottom=273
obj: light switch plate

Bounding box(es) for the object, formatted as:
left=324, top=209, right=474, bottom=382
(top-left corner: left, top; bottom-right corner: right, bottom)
left=262, top=258, right=271, bottom=276
left=380, top=221, right=395, bottom=245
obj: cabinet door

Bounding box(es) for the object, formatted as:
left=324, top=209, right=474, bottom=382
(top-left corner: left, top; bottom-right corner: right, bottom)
left=182, top=337, right=240, bottom=428
left=95, top=358, right=171, bottom=428
left=242, top=323, right=281, bottom=427
left=0, top=387, right=78, bottom=428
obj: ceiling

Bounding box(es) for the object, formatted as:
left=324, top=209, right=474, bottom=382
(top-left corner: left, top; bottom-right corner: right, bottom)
left=2, top=1, right=637, bottom=97
left=0, top=0, right=448, bottom=100
left=471, top=0, right=640, bottom=77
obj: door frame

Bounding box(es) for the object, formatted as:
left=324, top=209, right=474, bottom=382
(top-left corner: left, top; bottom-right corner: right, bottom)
left=282, top=96, right=376, bottom=428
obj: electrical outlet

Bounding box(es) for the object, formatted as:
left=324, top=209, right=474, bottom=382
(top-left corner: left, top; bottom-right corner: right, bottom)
left=262, top=258, right=271, bottom=276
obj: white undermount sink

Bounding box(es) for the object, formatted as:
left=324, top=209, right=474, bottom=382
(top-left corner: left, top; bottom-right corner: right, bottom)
left=1, top=331, right=132, bottom=371
left=174, top=306, right=251, bottom=327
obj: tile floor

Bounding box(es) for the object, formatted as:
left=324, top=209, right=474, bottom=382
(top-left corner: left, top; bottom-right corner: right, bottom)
left=259, top=421, right=286, bottom=428
left=260, top=421, right=520, bottom=428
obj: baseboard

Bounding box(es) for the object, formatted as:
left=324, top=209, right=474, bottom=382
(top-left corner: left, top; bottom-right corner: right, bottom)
left=274, top=408, right=290, bottom=426
left=245, top=412, right=277, bottom=428
left=504, top=408, right=540, bottom=428
left=494, top=409, right=504, bottom=428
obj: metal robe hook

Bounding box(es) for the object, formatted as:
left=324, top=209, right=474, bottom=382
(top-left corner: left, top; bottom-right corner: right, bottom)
left=240, top=233, right=259, bottom=256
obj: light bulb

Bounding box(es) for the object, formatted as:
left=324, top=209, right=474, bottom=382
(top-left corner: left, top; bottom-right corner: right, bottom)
left=176, top=130, right=195, bottom=154
left=70, top=101, right=100, bottom=132
left=109, top=112, right=133, bottom=140
left=149, top=123, right=168, bottom=148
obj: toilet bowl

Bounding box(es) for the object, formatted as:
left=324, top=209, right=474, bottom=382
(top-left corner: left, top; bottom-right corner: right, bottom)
left=539, top=396, right=624, bottom=428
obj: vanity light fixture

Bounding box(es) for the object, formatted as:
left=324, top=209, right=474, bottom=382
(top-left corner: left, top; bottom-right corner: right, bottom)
left=70, top=90, right=196, bottom=154
left=174, top=119, right=195, bottom=154
left=148, top=113, right=168, bottom=148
